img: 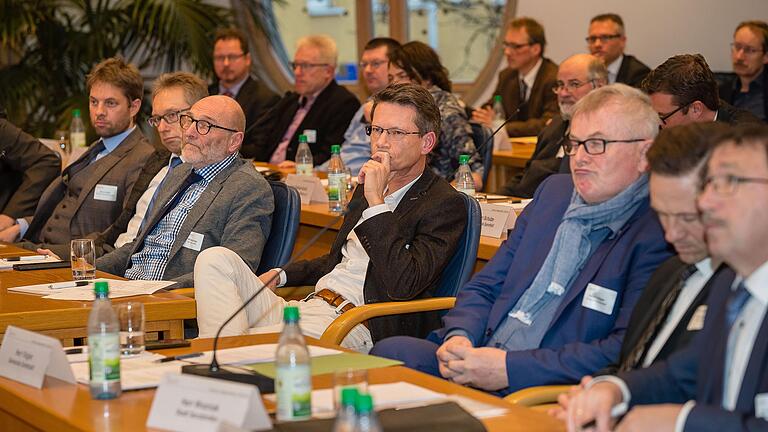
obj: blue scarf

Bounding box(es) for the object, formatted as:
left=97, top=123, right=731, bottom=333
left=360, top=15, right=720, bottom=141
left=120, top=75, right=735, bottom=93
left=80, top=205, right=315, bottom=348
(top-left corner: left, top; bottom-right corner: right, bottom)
left=509, top=174, right=649, bottom=325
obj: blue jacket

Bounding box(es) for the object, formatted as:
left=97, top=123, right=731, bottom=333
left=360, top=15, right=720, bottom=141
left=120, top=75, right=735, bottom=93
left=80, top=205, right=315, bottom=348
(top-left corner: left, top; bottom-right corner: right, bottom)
left=434, top=174, right=672, bottom=393
left=621, top=266, right=768, bottom=431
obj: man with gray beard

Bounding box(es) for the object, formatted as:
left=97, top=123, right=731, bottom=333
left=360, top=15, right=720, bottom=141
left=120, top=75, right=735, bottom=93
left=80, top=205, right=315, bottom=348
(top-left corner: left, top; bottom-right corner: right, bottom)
left=499, top=54, right=607, bottom=198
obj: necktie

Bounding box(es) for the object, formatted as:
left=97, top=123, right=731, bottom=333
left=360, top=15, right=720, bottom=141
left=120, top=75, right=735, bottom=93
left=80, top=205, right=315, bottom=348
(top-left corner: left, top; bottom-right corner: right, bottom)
left=618, top=264, right=699, bottom=372
left=63, top=140, right=106, bottom=181
left=222, top=90, right=234, bottom=98
left=725, top=281, right=751, bottom=328
left=519, top=80, right=529, bottom=102
left=722, top=281, right=752, bottom=406
left=140, top=156, right=183, bottom=232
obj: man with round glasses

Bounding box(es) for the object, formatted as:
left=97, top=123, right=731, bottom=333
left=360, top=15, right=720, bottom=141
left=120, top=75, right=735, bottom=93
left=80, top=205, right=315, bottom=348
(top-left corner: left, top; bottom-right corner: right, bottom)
left=586, top=13, right=650, bottom=87
left=97, top=95, right=273, bottom=288
left=371, top=84, right=671, bottom=395
left=719, top=21, right=768, bottom=122
left=500, top=54, right=607, bottom=198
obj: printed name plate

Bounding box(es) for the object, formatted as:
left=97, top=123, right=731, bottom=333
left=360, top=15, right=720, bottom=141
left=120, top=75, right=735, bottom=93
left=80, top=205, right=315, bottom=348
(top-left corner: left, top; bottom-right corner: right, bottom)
left=480, top=203, right=517, bottom=238
left=286, top=174, right=328, bottom=205
left=0, top=325, right=75, bottom=388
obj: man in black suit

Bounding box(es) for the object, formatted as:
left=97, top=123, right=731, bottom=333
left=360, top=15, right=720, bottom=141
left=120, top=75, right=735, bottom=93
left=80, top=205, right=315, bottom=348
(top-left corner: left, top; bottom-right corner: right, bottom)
left=643, top=54, right=761, bottom=128
left=242, top=34, right=360, bottom=166
left=586, top=13, right=650, bottom=88
left=0, top=107, right=60, bottom=230
left=472, top=17, right=559, bottom=137
left=564, top=124, right=768, bottom=432
left=719, top=21, right=768, bottom=122
left=209, top=28, right=279, bottom=132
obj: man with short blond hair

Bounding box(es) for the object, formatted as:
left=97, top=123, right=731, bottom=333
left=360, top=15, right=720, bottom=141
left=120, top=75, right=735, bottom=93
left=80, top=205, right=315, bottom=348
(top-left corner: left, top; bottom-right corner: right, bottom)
left=242, top=34, right=360, bottom=165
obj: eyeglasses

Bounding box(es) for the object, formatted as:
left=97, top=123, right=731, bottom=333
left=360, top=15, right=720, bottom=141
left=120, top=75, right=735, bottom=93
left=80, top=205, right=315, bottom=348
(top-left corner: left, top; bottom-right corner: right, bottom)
left=731, top=43, right=765, bottom=56
left=365, top=125, right=421, bottom=143
left=147, top=108, right=191, bottom=128
left=552, top=79, right=595, bottom=93
left=213, top=53, right=246, bottom=63
left=656, top=211, right=700, bottom=224
left=703, top=174, right=768, bottom=196
left=290, top=62, right=330, bottom=70
left=658, top=103, right=691, bottom=125
left=359, top=60, right=388, bottom=70
left=585, top=34, right=622, bottom=44
left=179, top=114, right=238, bottom=135
left=502, top=41, right=532, bottom=50
left=563, top=136, right=648, bottom=155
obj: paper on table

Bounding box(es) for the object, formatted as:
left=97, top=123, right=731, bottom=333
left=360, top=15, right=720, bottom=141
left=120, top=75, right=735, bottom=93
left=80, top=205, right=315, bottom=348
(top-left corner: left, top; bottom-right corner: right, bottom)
left=70, top=353, right=182, bottom=391
left=254, top=166, right=270, bottom=173
left=245, top=353, right=402, bottom=378
left=185, top=344, right=341, bottom=367
left=0, top=255, right=61, bottom=270
left=8, top=278, right=174, bottom=300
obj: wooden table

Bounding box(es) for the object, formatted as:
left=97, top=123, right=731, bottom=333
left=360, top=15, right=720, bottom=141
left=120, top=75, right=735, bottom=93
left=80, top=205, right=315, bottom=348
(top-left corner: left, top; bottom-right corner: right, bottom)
left=0, top=334, right=564, bottom=431
left=0, top=245, right=196, bottom=346
left=487, top=138, right=537, bottom=192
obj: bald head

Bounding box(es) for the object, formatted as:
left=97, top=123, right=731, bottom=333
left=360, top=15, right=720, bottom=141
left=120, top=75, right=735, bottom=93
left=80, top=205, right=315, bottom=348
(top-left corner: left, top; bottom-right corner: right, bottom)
left=197, top=95, right=246, bottom=131
left=556, top=53, right=608, bottom=119
left=182, top=95, right=245, bottom=168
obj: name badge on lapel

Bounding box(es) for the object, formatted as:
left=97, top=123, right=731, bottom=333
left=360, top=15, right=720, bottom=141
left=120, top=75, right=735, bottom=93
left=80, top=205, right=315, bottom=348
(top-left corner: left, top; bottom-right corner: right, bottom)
left=183, top=232, right=204, bottom=251
left=686, top=305, right=707, bottom=331
left=755, top=393, right=768, bottom=420
left=582, top=283, right=617, bottom=315
left=94, top=184, right=118, bottom=202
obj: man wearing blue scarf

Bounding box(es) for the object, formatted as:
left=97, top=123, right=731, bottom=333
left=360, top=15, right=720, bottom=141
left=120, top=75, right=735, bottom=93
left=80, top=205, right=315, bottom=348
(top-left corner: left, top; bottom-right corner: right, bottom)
left=371, top=84, right=673, bottom=395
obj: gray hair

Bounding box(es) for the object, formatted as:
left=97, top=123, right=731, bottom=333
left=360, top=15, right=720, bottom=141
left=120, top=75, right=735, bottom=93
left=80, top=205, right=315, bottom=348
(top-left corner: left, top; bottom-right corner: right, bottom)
left=571, top=83, right=660, bottom=139
left=296, top=35, right=338, bottom=67
left=585, top=56, right=609, bottom=83
left=152, top=72, right=208, bottom=106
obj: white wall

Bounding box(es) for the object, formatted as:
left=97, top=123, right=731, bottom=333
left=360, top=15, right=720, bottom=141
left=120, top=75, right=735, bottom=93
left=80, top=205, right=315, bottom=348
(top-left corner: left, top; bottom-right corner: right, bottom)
left=517, top=0, right=768, bottom=71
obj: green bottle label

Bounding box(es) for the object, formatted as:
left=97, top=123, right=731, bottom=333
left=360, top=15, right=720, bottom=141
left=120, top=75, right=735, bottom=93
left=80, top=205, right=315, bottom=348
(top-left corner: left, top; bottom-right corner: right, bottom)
left=89, top=333, right=121, bottom=383
left=276, top=364, right=312, bottom=420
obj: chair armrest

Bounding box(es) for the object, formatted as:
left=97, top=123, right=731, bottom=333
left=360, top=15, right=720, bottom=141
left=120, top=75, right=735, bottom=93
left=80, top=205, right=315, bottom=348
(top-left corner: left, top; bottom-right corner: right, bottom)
left=175, top=287, right=195, bottom=299
left=504, top=384, right=573, bottom=407
left=320, top=297, right=456, bottom=345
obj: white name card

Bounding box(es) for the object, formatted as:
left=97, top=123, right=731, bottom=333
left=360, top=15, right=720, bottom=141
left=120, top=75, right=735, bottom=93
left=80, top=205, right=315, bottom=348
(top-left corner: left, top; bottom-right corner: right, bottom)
left=147, top=373, right=272, bottom=432
left=480, top=203, right=518, bottom=238
left=286, top=174, right=328, bottom=205
left=0, top=326, right=75, bottom=388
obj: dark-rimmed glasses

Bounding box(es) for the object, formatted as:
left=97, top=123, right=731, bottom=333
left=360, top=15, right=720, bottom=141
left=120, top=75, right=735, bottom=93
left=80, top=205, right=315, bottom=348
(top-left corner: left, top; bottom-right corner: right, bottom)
left=502, top=41, right=532, bottom=50
left=147, top=108, right=191, bottom=128
left=586, top=34, right=622, bottom=44
left=703, top=174, right=768, bottom=196
left=730, top=43, right=764, bottom=56
left=179, top=114, right=238, bottom=135
left=359, top=60, right=388, bottom=70
left=213, top=53, right=246, bottom=63
left=658, top=103, right=691, bottom=126
left=365, top=125, right=421, bottom=143
left=290, top=62, right=330, bottom=70
left=563, top=136, right=648, bottom=156
left=552, top=80, right=595, bottom=94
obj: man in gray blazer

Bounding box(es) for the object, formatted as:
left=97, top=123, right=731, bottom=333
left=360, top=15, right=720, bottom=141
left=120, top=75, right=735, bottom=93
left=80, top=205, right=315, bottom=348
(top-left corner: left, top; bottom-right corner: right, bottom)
left=1, top=57, right=155, bottom=246
left=97, top=95, right=273, bottom=288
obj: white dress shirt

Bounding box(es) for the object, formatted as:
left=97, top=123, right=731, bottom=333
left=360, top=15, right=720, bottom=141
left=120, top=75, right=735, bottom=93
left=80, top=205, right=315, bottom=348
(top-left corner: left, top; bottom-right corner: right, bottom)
left=606, top=55, right=624, bottom=84
left=520, top=58, right=543, bottom=102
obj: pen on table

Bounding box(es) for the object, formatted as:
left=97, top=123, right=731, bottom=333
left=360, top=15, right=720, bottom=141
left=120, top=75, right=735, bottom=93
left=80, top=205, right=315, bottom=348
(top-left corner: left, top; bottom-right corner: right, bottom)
left=3, top=255, right=48, bottom=262
left=156, top=352, right=203, bottom=363
left=47, top=281, right=90, bottom=290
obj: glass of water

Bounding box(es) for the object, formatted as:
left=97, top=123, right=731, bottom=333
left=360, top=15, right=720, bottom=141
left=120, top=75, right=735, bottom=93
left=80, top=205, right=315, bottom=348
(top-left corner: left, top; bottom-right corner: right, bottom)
left=70, top=239, right=96, bottom=280
left=116, top=302, right=145, bottom=355
left=333, top=368, right=368, bottom=410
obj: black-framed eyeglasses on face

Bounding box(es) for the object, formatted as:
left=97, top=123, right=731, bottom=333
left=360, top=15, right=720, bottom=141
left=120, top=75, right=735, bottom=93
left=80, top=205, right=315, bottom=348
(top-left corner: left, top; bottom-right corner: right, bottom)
left=147, top=107, right=191, bottom=128
left=290, top=62, right=330, bottom=71
left=502, top=41, right=532, bottom=50
left=562, top=136, right=648, bottom=156
left=359, top=60, right=388, bottom=70
left=179, top=114, right=238, bottom=136
left=730, top=43, right=764, bottom=56
left=552, top=79, right=595, bottom=94
left=365, top=125, right=421, bottom=143
left=585, top=34, right=622, bottom=44
left=213, top=53, right=246, bottom=63
left=658, top=103, right=691, bottom=125
left=703, top=174, right=768, bottom=196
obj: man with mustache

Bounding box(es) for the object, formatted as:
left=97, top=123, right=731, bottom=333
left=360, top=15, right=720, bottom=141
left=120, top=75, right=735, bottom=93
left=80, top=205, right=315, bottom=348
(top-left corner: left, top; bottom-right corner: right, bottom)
left=719, top=21, right=768, bottom=122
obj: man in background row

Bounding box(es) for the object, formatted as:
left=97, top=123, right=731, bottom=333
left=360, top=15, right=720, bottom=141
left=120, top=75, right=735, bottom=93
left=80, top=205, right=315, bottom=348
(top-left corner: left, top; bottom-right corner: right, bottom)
left=586, top=13, right=650, bottom=87
left=719, top=20, right=768, bottom=122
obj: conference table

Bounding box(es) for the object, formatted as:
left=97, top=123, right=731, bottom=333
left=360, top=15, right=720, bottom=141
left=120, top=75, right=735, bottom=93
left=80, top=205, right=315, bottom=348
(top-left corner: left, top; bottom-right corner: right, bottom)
left=0, top=333, right=565, bottom=431
left=0, top=244, right=196, bottom=346
left=486, top=137, right=537, bottom=192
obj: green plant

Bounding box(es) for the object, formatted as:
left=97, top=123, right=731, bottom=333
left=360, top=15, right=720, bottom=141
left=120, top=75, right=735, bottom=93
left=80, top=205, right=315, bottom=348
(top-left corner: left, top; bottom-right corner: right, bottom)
left=0, top=0, right=236, bottom=138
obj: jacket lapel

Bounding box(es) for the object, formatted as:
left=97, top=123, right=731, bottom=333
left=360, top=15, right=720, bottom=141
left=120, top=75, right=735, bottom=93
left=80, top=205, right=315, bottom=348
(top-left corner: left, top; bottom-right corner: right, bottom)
left=735, top=313, right=768, bottom=411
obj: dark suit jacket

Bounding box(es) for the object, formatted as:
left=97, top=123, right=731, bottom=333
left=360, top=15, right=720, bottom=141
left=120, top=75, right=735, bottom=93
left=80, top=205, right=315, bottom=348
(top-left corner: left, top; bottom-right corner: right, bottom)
left=283, top=167, right=467, bottom=343
left=500, top=115, right=568, bottom=198
left=717, top=100, right=763, bottom=125
left=24, top=128, right=154, bottom=243
left=241, top=80, right=360, bottom=164
left=719, top=71, right=768, bottom=122
left=618, top=266, right=768, bottom=431
left=486, top=58, right=559, bottom=137
left=600, top=256, right=717, bottom=374
left=97, top=157, right=273, bottom=288
left=0, top=118, right=60, bottom=218
left=434, top=174, right=673, bottom=394
left=616, top=55, right=651, bottom=88
left=209, top=76, right=280, bottom=130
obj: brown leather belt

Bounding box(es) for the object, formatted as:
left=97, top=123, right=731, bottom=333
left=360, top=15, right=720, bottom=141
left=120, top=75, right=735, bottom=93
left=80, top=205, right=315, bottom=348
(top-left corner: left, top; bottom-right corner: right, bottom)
left=314, top=289, right=356, bottom=314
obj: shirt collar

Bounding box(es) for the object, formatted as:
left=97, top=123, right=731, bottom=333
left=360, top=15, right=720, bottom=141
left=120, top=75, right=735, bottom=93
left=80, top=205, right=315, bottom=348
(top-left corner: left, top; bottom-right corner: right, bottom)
left=193, top=153, right=237, bottom=183
left=101, top=126, right=135, bottom=153
left=741, top=259, right=768, bottom=305
left=606, top=55, right=624, bottom=81
left=219, top=76, right=249, bottom=97
left=521, top=58, right=543, bottom=90
left=695, top=257, right=714, bottom=279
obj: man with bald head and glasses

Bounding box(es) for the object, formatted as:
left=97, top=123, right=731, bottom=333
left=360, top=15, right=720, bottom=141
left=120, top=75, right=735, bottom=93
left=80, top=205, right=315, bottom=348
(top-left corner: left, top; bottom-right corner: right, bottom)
left=371, top=84, right=671, bottom=395
left=97, top=95, right=273, bottom=288
left=643, top=54, right=759, bottom=129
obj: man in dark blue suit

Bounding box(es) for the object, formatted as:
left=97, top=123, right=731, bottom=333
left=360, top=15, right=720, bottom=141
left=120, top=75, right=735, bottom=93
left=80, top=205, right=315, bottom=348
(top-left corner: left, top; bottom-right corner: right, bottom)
left=565, top=124, right=768, bottom=432
left=371, top=84, right=672, bottom=395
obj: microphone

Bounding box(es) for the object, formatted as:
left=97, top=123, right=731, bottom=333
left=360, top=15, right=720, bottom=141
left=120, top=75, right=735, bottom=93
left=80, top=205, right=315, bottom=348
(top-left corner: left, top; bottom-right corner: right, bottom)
left=181, top=209, right=347, bottom=391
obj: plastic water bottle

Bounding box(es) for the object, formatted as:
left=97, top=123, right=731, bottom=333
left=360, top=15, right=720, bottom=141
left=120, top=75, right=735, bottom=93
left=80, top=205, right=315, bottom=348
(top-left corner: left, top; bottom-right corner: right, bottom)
left=70, top=109, right=87, bottom=148
left=492, top=95, right=505, bottom=123
left=354, top=393, right=382, bottom=432
left=276, top=306, right=312, bottom=421
left=455, top=154, right=476, bottom=197
left=295, top=134, right=314, bottom=176
left=332, top=387, right=359, bottom=432
left=328, top=144, right=347, bottom=214
left=88, top=281, right=121, bottom=399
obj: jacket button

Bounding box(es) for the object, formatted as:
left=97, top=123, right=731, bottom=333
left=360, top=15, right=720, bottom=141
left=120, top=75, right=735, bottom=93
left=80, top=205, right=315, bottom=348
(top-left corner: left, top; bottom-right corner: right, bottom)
left=486, top=329, right=493, bottom=337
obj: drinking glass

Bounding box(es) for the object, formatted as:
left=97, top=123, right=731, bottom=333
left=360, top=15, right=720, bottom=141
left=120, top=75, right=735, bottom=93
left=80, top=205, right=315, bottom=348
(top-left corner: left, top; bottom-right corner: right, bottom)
left=70, top=239, right=96, bottom=280
left=116, top=302, right=145, bottom=355
left=333, top=368, right=368, bottom=410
